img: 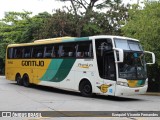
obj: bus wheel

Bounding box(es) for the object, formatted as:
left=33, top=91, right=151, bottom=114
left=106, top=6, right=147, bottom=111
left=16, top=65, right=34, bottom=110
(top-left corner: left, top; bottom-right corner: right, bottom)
left=79, top=80, right=92, bottom=97
left=22, top=74, right=30, bottom=87
left=16, top=74, right=22, bottom=85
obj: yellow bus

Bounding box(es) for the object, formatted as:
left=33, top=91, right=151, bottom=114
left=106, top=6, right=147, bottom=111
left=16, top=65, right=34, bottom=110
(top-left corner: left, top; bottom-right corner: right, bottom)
left=5, top=35, right=155, bottom=97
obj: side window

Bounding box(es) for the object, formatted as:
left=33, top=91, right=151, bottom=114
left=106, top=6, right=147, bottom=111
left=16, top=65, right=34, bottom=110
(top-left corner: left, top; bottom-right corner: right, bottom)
left=58, top=43, right=76, bottom=58
left=52, top=45, right=59, bottom=58
left=96, top=39, right=112, bottom=57
left=7, top=48, right=14, bottom=59
left=62, top=43, right=76, bottom=57
left=76, top=41, right=93, bottom=58
left=32, top=46, right=44, bottom=58
left=13, top=47, right=24, bottom=59
left=24, top=47, right=31, bottom=58
left=58, top=45, right=64, bottom=57
left=95, top=38, right=115, bottom=80
left=44, top=45, right=53, bottom=58
left=44, top=44, right=59, bottom=58
left=67, top=43, right=76, bottom=57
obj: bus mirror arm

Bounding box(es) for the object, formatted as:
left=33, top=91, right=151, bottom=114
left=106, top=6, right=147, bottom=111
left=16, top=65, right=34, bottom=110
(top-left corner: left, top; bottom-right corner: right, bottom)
left=113, top=48, right=124, bottom=63
left=144, top=51, right=155, bottom=64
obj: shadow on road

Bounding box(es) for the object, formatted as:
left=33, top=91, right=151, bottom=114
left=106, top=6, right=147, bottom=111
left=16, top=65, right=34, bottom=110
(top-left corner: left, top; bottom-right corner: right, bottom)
left=11, top=83, right=144, bottom=102
left=93, top=95, right=142, bottom=102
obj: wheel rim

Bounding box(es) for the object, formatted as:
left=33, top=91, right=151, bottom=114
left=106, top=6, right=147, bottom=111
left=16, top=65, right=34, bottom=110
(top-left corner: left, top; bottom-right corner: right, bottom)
left=16, top=76, right=21, bottom=85
left=83, top=84, right=91, bottom=94
left=23, top=75, right=29, bottom=87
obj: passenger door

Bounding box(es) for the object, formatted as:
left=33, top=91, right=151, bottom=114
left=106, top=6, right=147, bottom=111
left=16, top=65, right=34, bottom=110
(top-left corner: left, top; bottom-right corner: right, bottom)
left=95, top=38, right=116, bottom=96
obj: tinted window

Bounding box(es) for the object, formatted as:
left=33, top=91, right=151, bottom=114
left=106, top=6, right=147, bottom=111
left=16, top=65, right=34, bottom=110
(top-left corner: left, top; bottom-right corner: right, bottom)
left=114, top=39, right=143, bottom=51
left=95, top=39, right=116, bottom=80
left=44, top=45, right=53, bottom=58
left=58, top=43, right=76, bottom=58
left=7, top=48, right=14, bottom=59
left=96, top=39, right=112, bottom=57
left=13, top=47, right=24, bottom=59
left=7, top=41, right=93, bottom=59
left=24, top=47, right=32, bottom=58
left=76, top=41, right=93, bottom=58
left=32, top=46, right=44, bottom=58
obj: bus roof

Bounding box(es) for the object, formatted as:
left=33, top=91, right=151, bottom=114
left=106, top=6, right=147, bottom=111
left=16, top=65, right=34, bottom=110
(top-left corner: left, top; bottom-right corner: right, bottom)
left=90, top=35, right=139, bottom=42
left=7, top=36, right=90, bottom=47
left=33, top=36, right=73, bottom=43
left=7, top=35, right=139, bottom=47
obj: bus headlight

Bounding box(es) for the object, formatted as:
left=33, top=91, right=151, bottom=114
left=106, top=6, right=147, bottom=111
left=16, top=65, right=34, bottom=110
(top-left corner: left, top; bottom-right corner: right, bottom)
left=117, top=81, right=128, bottom=87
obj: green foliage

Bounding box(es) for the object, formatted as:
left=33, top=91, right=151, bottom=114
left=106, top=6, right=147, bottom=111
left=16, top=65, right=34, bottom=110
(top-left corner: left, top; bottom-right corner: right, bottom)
left=0, top=11, right=32, bottom=43
left=82, top=12, right=112, bottom=36
left=0, top=11, right=52, bottom=60
left=122, top=1, right=160, bottom=65
left=0, top=43, right=8, bottom=60
left=0, top=1, right=129, bottom=60
left=122, top=1, right=160, bottom=91
left=21, top=12, right=52, bottom=41
left=39, top=10, right=77, bottom=37
left=58, top=0, right=128, bottom=36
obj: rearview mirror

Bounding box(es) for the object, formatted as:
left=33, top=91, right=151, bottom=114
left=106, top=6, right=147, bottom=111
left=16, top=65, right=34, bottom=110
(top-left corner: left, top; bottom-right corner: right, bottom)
left=144, top=51, right=155, bottom=64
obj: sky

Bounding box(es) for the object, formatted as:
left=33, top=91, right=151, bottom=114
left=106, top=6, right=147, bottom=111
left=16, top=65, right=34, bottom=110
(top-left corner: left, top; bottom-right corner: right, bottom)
left=0, top=0, right=139, bottom=19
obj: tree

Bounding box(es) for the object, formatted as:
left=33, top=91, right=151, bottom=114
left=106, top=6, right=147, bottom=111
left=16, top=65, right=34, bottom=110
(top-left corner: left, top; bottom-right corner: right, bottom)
left=0, top=11, right=52, bottom=43
left=57, top=0, right=129, bottom=36
left=39, top=10, right=77, bottom=38
left=21, top=12, right=52, bottom=42
left=122, top=1, right=160, bottom=65
left=0, top=11, right=52, bottom=60
left=0, top=11, right=32, bottom=60
left=122, top=1, right=160, bottom=91
left=0, top=11, right=32, bottom=43
left=105, top=1, right=130, bottom=35
left=59, top=0, right=99, bottom=36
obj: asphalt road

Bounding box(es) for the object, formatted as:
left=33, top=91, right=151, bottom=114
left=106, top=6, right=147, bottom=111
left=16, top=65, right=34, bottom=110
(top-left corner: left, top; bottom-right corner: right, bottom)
left=0, top=76, right=160, bottom=120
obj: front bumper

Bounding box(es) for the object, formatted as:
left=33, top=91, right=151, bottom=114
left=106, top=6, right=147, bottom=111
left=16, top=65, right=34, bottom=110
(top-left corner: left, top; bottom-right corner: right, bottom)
left=115, top=85, right=147, bottom=96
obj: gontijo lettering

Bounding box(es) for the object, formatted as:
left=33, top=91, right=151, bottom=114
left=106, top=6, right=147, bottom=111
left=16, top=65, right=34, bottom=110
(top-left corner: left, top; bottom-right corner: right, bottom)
left=22, top=61, right=44, bottom=67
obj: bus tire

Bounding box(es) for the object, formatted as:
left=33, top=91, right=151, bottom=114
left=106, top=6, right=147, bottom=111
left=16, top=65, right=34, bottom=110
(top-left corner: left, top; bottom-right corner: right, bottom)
left=79, top=80, right=92, bottom=97
left=16, top=74, right=22, bottom=85
left=22, top=74, right=30, bottom=87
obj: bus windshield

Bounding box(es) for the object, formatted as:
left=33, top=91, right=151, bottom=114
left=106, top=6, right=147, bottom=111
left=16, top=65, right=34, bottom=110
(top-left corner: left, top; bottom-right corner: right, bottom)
left=114, top=38, right=143, bottom=51
left=118, top=52, right=147, bottom=80
left=114, top=38, right=147, bottom=80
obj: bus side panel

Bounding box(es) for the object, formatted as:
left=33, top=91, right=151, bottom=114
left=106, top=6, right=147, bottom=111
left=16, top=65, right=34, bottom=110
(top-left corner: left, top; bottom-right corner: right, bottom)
left=5, top=66, right=15, bottom=81
left=5, top=60, right=31, bottom=81
left=38, top=69, right=60, bottom=88
left=74, top=59, right=95, bottom=92
left=6, top=59, right=51, bottom=84
left=91, top=62, right=117, bottom=96
left=59, top=59, right=76, bottom=90
left=60, top=70, right=75, bottom=90
left=38, top=59, right=76, bottom=88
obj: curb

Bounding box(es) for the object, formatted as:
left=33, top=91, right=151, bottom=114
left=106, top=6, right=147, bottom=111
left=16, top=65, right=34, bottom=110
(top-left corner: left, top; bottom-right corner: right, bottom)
left=144, top=92, right=160, bottom=96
